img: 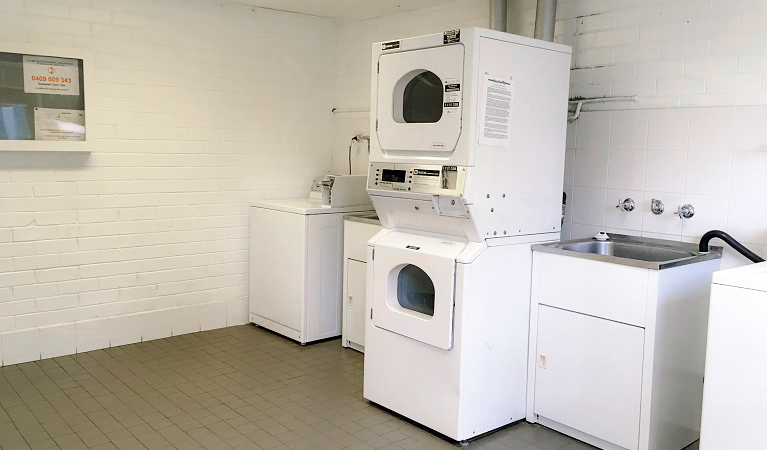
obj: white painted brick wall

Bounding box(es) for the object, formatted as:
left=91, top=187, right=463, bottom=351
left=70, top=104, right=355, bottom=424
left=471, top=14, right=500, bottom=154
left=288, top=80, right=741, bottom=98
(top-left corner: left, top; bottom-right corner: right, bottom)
left=0, top=0, right=335, bottom=364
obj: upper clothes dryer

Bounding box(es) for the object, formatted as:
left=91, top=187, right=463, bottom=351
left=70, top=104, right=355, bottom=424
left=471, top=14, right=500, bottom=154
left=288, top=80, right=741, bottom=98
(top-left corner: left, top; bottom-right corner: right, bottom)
left=368, top=28, right=572, bottom=241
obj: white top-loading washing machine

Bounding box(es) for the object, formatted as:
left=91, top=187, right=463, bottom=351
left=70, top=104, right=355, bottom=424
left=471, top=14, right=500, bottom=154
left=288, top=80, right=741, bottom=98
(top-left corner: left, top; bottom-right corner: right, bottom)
left=363, top=28, right=572, bottom=443
left=700, top=262, right=767, bottom=449
left=249, top=196, right=373, bottom=344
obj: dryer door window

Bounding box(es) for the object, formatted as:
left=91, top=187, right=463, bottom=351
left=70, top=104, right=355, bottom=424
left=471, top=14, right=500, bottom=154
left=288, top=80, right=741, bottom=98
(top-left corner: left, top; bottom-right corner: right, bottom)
left=400, top=71, right=443, bottom=124
left=376, top=44, right=464, bottom=155
left=396, top=264, right=435, bottom=316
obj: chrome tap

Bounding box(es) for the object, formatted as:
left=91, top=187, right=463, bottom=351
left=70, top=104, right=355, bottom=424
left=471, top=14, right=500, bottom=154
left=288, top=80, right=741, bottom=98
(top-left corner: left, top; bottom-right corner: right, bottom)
left=616, top=198, right=635, bottom=212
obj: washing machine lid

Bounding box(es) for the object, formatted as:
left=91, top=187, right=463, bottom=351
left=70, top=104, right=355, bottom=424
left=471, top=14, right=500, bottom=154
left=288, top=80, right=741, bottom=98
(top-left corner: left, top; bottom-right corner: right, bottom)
left=250, top=199, right=373, bottom=215
left=371, top=231, right=467, bottom=350
left=712, top=261, right=767, bottom=292
left=375, top=44, right=464, bottom=155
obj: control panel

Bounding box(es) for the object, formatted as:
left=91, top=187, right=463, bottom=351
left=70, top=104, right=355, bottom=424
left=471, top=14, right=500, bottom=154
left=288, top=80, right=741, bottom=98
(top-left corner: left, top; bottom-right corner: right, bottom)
left=367, top=163, right=466, bottom=196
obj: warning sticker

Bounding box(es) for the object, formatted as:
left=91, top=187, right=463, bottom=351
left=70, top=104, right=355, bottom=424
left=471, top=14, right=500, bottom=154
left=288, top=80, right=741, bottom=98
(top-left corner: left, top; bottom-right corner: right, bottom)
left=381, top=41, right=400, bottom=50
left=443, top=30, right=460, bottom=44
left=479, top=73, right=515, bottom=147
left=443, top=78, right=462, bottom=115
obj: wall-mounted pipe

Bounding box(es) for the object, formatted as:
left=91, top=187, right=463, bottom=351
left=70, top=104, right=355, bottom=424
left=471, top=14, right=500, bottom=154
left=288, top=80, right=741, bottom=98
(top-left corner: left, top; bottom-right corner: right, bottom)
left=534, top=0, right=557, bottom=41
left=567, top=96, right=638, bottom=122
left=489, top=0, right=508, bottom=32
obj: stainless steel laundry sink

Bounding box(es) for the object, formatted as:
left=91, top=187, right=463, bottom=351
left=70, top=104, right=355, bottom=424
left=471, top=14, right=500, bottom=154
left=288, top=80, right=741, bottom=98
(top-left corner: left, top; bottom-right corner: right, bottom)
left=534, top=234, right=721, bottom=269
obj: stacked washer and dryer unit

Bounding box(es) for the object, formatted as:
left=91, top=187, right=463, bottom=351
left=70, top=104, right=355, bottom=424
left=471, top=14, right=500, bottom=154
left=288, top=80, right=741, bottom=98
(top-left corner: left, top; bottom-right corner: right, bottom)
left=363, top=28, right=571, bottom=442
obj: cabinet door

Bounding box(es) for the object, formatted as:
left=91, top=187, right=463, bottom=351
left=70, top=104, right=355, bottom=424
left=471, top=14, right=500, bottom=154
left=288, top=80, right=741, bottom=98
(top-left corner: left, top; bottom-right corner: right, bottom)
left=534, top=305, right=644, bottom=450
left=346, top=259, right=367, bottom=348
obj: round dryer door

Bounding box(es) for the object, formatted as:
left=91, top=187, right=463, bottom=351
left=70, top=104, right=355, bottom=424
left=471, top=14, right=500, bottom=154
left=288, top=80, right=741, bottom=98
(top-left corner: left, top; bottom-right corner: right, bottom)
left=370, top=231, right=467, bottom=350
left=376, top=44, right=464, bottom=156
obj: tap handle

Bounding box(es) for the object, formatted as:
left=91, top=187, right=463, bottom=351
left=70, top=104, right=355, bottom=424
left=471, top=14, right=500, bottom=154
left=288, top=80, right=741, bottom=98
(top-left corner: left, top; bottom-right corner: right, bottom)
left=616, top=198, right=635, bottom=212
left=676, top=204, right=695, bottom=219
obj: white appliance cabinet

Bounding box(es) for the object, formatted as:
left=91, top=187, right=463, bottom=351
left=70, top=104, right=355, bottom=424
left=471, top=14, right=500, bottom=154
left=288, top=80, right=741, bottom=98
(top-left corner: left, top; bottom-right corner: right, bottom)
left=526, top=250, right=721, bottom=450
left=341, top=214, right=381, bottom=352
left=700, top=262, right=767, bottom=449
left=249, top=200, right=373, bottom=344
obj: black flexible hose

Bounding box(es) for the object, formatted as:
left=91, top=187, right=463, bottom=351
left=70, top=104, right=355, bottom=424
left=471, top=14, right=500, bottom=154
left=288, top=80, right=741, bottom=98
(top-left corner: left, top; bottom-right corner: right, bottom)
left=699, top=230, right=765, bottom=263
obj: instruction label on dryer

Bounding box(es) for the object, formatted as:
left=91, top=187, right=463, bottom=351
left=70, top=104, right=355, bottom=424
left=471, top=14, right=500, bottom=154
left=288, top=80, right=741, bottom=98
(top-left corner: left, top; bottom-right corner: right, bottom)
left=479, top=73, right=514, bottom=147
left=443, top=78, right=461, bottom=116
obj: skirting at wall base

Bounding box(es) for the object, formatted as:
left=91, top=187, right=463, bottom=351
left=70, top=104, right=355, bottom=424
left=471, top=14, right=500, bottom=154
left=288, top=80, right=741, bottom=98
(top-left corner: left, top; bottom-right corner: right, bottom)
left=0, top=299, right=248, bottom=366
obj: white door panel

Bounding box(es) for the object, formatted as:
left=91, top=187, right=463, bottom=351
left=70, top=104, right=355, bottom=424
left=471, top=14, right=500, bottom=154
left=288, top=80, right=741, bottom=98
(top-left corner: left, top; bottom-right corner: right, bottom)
left=534, top=305, right=644, bottom=450
left=376, top=45, right=464, bottom=155
left=346, top=259, right=367, bottom=347
left=249, top=208, right=304, bottom=332
left=371, top=232, right=466, bottom=350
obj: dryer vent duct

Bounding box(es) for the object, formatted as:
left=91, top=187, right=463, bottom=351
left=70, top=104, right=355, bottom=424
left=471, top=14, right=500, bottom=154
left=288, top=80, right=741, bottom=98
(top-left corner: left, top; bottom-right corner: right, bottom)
left=489, top=0, right=507, bottom=32
left=534, top=0, right=557, bottom=42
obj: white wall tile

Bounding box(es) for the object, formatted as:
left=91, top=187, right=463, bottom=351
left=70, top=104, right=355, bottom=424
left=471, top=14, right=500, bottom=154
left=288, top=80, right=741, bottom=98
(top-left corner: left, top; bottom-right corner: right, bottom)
left=574, top=149, right=609, bottom=187
left=610, top=110, right=649, bottom=150
left=109, top=315, right=142, bottom=347
left=227, top=298, right=248, bottom=326
left=563, top=185, right=574, bottom=224
left=563, top=149, right=576, bottom=186
left=200, top=302, right=228, bottom=332
left=566, top=121, right=577, bottom=148
left=647, top=108, right=689, bottom=150
left=730, top=152, right=767, bottom=198
left=40, top=324, right=76, bottom=359
left=172, top=306, right=200, bottom=336
left=141, top=309, right=172, bottom=342
left=688, top=107, right=734, bottom=151
left=727, top=197, right=767, bottom=245
left=576, top=111, right=611, bottom=149
left=572, top=187, right=607, bottom=227
left=2, top=329, right=40, bottom=365
left=733, top=105, right=767, bottom=152
left=645, top=151, right=687, bottom=193
left=560, top=223, right=572, bottom=240
left=607, top=150, right=646, bottom=190
left=76, top=319, right=110, bottom=353
left=685, top=152, right=732, bottom=195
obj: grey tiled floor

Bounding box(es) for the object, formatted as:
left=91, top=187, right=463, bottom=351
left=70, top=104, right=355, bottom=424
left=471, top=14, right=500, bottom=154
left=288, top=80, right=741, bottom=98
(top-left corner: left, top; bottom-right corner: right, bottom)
left=0, top=325, right=698, bottom=449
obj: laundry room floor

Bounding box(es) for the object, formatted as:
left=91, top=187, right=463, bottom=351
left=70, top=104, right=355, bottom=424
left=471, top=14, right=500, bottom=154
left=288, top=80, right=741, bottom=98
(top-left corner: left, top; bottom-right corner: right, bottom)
left=0, top=325, right=701, bottom=450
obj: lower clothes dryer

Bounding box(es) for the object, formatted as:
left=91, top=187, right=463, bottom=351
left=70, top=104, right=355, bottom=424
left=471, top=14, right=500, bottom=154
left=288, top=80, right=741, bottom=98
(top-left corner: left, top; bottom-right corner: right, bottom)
left=364, top=230, right=551, bottom=442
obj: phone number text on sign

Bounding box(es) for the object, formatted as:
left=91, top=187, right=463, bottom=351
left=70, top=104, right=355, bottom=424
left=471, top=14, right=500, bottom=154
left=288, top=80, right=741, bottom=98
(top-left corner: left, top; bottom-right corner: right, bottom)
left=30, top=76, right=73, bottom=83
left=23, top=55, right=80, bottom=96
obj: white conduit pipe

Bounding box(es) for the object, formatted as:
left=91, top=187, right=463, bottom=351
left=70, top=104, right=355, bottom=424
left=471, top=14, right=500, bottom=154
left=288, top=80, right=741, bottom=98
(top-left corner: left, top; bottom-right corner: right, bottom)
left=489, top=0, right=508, bottom=32
left=567, top=96, right=638, bottom=122
left=534, top=0, right=557, bottom=42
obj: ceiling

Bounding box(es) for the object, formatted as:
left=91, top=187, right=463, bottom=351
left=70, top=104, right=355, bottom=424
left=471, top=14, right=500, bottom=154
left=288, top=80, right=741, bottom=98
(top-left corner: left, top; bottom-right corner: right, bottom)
left=229, top=0, right=451, bottom=21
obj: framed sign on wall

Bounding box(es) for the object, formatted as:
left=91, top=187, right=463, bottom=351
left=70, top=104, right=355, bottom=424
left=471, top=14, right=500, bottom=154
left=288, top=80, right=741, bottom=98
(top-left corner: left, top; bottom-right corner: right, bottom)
left=0, top=44, right=94, bottom=152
